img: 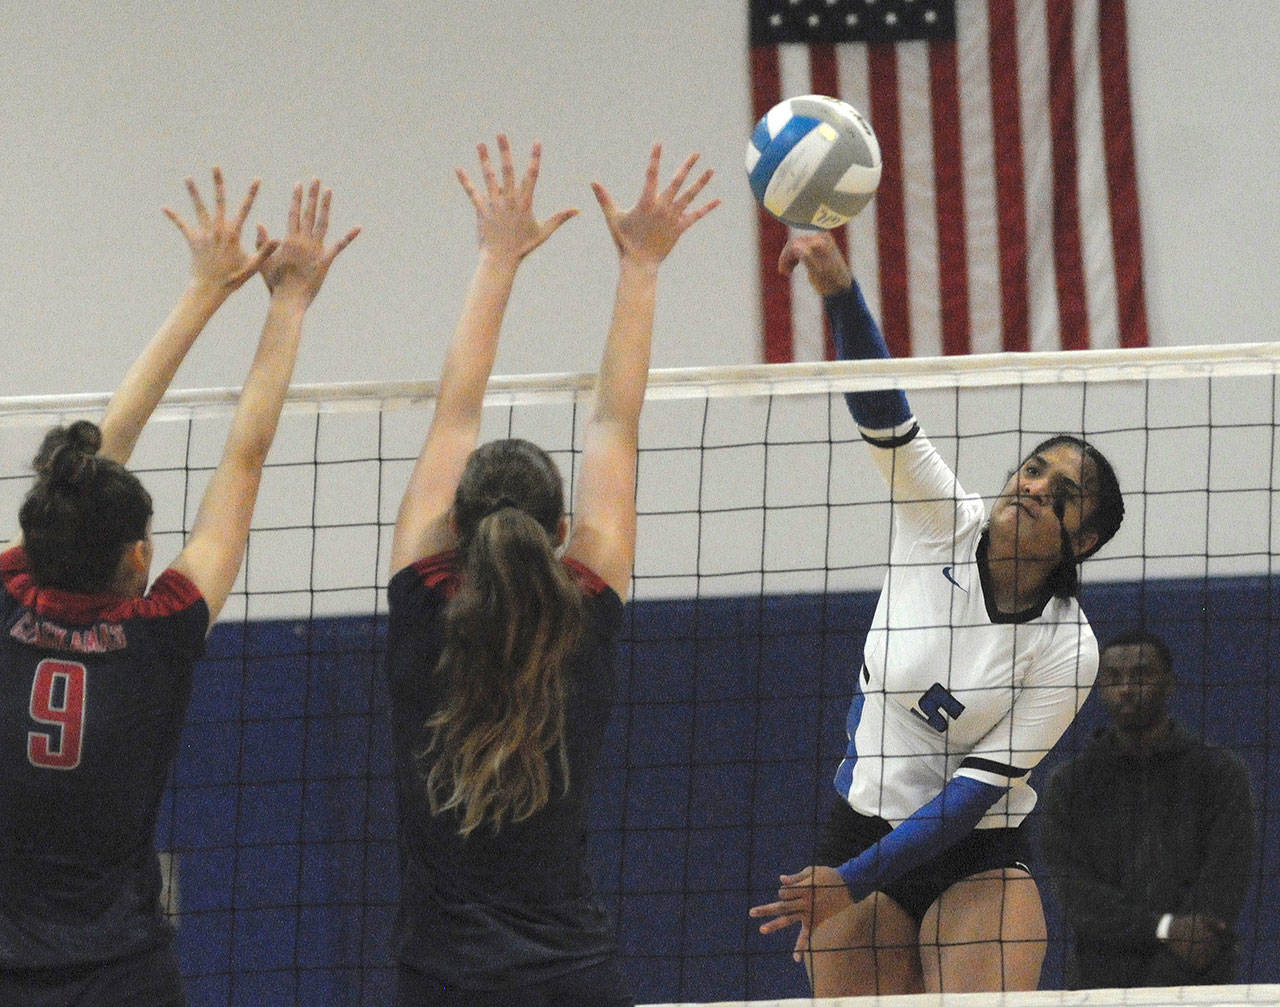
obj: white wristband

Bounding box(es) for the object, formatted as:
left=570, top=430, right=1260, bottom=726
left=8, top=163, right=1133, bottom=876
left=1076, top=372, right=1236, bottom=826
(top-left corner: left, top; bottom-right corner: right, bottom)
left=1156, top=913, right=1174, bottom=941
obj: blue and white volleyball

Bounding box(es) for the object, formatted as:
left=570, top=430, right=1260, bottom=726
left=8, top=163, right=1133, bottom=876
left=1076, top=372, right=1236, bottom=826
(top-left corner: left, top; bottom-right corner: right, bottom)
left=746, top=95, right=882, bottom=229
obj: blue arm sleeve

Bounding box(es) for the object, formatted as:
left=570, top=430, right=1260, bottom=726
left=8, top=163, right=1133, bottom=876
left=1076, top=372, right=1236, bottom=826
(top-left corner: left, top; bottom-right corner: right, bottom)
left=835, top=776, right=1006, bottom=902
left=825, top=283, right=912, bottom=430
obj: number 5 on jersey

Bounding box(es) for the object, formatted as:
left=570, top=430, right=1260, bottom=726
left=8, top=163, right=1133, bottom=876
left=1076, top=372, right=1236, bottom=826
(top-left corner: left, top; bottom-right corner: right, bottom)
left=28, top=659, right=87, bottom=770
left=911, top=681, right=965, bottom=733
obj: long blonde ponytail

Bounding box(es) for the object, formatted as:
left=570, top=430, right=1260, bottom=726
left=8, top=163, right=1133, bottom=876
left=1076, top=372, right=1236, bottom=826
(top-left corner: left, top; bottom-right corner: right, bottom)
left=419, top=439, right=585, bottom=835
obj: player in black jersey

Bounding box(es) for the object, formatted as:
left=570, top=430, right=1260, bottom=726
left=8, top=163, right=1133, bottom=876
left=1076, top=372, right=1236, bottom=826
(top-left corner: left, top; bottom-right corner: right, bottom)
left=0, top=170, right=357, bottom=1006
left=385, top=137, right=716, bottom=1007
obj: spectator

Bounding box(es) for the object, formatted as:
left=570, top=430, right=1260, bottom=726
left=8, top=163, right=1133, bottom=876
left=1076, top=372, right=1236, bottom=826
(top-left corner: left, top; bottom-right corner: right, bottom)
left=1041, top=629, right=1257, bottom=987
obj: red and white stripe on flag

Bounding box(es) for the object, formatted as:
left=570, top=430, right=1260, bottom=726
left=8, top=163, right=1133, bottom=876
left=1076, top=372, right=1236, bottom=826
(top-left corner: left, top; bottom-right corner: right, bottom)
left=750, top=0, right=1149, bottom=362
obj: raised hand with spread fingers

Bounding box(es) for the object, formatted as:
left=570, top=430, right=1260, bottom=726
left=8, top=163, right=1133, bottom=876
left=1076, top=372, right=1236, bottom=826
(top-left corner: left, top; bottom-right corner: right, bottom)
left=99, top=168, right=278, bottom=466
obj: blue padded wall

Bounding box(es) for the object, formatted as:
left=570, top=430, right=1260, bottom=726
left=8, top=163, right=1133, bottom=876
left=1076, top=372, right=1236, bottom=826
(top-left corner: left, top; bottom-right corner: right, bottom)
left=162, top=576, right=1277, bottom=1004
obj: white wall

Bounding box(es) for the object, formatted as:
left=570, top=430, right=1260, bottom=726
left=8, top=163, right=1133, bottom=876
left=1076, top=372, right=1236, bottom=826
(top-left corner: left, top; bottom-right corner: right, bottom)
left=1, top=0, right=1278, bottom=401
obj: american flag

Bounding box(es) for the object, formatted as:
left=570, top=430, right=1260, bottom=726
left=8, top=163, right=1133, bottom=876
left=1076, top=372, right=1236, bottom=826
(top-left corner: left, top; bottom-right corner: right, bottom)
left=749, top=0, right=1148, bottom=362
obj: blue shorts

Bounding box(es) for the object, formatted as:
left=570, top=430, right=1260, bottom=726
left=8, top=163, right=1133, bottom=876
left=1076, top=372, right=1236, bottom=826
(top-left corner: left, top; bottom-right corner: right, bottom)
left=817, top=796, right=1033, bottom=924
left=0, top=942, right=184, bottom=1007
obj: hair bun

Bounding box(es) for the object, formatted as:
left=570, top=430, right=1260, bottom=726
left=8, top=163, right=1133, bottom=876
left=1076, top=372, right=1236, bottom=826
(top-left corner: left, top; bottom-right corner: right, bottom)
left=33, top=420, right=104, bottom=484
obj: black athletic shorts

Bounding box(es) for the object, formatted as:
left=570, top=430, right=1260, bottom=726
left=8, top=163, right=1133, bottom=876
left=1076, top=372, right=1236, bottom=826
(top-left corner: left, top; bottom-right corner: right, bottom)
left=0, top=942, right=185, bottom=1007
left=816, top=796, right=1033, bottom=924
left=394, top=958, right=634, bottom=1007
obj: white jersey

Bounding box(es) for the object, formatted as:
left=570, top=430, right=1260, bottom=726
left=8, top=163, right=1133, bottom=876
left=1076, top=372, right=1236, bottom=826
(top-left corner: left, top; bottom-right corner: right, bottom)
left=835, top=423, right=1098, bottom=830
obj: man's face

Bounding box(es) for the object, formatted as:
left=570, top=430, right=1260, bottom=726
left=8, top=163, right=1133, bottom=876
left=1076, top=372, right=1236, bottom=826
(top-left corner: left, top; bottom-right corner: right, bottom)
left=1098, top=642, right=1172, bottom=734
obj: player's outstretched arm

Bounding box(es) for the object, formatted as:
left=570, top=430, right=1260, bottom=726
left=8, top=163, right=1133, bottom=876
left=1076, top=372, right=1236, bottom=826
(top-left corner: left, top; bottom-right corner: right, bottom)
left=564, top=145, right=718, bottom=599
left=390, top=135, right=577, bottom=573
left=99, top=169, right=277, bottom=465
left=781, top=231, right=911, bottom=433
left=169, top=180, right=358, bottom=623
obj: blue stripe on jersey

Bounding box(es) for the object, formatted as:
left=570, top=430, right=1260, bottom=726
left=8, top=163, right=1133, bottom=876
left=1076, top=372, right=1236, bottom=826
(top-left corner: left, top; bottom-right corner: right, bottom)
left=833, top=678, right=866, bottom=797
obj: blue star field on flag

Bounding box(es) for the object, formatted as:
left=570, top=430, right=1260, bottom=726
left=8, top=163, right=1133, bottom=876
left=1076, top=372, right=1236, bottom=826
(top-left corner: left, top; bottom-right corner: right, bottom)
left=749, top=0, right=956, bottom=45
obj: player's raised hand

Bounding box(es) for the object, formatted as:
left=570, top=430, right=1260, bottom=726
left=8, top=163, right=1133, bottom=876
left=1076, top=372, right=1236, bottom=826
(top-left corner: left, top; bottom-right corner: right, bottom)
left=779, top=231, right=852, bottom=297
left=592, top=145, right=719, bottom=267
left=256, top=179, right=360, bottom=305
left=456, top=134, right=578, bottom=264
left=163, top=168, right=277, bottom=294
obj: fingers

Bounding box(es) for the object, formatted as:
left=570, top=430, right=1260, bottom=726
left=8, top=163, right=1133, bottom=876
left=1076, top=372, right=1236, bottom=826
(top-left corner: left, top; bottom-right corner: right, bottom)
left=232, top=178, right=261, bottom=234
left=663, top=152, right=699, bottom=203
left=315, top=187, right=332, bottom=240
left=456, top=168, right=483, bottom=210
left=759, top=914, right=803, bottom=936
left=778, top=240, right=803, bottom=277
left=543, top=207, right=579, bottom=237
left=302, top=178, right=321, bottom=233
left=163, top=206, right=193, bottom=243
left=477, top=142, right=499, bottom=199
left=641, top=143, right=662, bottom=200
left=793, top=920, right=812, bottom=963
left=323, top=225, right=362, bottom=266
left=682, top=196, right=721, bottom=229
left=497, top=133, right=516, bottom=194
left=675, top=166, right=714, bottom=211
left=520, top=140, right=542, bottom=206
left=186, top=176, right=210, bottom=225
left=256, top=223, right=271, bottom=251
left=288, top=181, right=303, bottom=235
left=749, top=889, right=809, bottom=918
left=212, top=167, right=227, bottom=221
left=232, top=239, right=279, bottom=285
left=591, top=181, right=617, bottom=218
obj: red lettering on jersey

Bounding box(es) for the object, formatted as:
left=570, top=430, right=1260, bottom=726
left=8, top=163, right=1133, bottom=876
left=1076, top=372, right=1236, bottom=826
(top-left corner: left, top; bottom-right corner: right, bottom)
left=28, top=659, right=87, bottom=770
left=8, top=612, right=127, bottom=652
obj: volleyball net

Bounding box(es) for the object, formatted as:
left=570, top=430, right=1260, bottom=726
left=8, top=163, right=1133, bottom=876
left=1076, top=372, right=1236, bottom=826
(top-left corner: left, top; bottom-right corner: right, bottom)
left=0, top=344, right=1276, bottom=1005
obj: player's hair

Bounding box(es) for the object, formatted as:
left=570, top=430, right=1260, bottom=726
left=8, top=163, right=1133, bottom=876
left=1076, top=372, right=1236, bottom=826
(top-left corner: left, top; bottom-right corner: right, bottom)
left=1028, top=434, right=1124, bottom=599
left=18, top=420, right=153, bottom=593
left=1101, top=628, right=1174, bottom=678
left=419, top=438, right=585, bottom=836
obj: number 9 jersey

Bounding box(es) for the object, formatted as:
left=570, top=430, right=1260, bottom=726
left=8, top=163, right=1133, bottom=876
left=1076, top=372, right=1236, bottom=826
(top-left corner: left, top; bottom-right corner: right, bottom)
left=0, top=546, right=208, bottom=969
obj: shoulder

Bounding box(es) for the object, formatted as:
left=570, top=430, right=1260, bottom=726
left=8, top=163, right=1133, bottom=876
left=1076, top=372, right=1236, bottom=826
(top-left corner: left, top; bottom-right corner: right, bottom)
left=1034, top=600, right=1097, bottom=662
left=1043, top=738, right=1107, bottom=799
left=1186, top=731, right=1252, bottom=778
left=389, top=551, right=461, bottom=604
left=563, top=557, right=624, bottom=631
left=3, top=545, right=206, bottom=627
left=141, top=568, right=207, bottom=620
left=1, top=545, right=31, bottom=598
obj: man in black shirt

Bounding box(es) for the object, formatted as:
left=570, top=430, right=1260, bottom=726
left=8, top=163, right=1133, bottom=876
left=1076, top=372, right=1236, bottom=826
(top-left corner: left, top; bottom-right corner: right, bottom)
left=1041, top=630, right=1257, bottom=987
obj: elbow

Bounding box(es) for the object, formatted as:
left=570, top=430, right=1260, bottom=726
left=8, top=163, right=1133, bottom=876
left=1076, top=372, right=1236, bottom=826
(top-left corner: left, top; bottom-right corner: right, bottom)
left=228, top=435, right=273, bottom=478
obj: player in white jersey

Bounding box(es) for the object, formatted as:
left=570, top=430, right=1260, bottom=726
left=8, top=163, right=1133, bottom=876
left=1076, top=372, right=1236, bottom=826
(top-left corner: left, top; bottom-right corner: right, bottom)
left=750, top=233, right=1125, bottom=996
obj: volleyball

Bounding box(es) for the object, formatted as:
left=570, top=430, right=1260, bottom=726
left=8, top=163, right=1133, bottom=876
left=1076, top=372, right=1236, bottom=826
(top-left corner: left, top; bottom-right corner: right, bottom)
left=745, top=94, right=882, bottom=230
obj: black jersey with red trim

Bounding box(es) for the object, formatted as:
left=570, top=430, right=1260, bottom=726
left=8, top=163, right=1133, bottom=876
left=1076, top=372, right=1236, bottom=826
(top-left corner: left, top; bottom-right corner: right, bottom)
left=0, top=546, right=208, bottom=968
left=385, top=551, right=624, bottom=990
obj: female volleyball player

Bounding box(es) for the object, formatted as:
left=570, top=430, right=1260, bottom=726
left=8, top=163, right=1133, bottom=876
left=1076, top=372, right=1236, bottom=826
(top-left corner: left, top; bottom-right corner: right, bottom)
left=385, top=136, right=716, bottom=1007
left=749, top=232, right=1124, bottom=995
left=0, top=171, right=357, bottom=1005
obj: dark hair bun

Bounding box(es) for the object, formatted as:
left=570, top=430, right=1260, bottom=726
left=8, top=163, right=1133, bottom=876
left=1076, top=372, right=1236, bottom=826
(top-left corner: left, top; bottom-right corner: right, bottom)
left=33, top=420, right=104, bottom=485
